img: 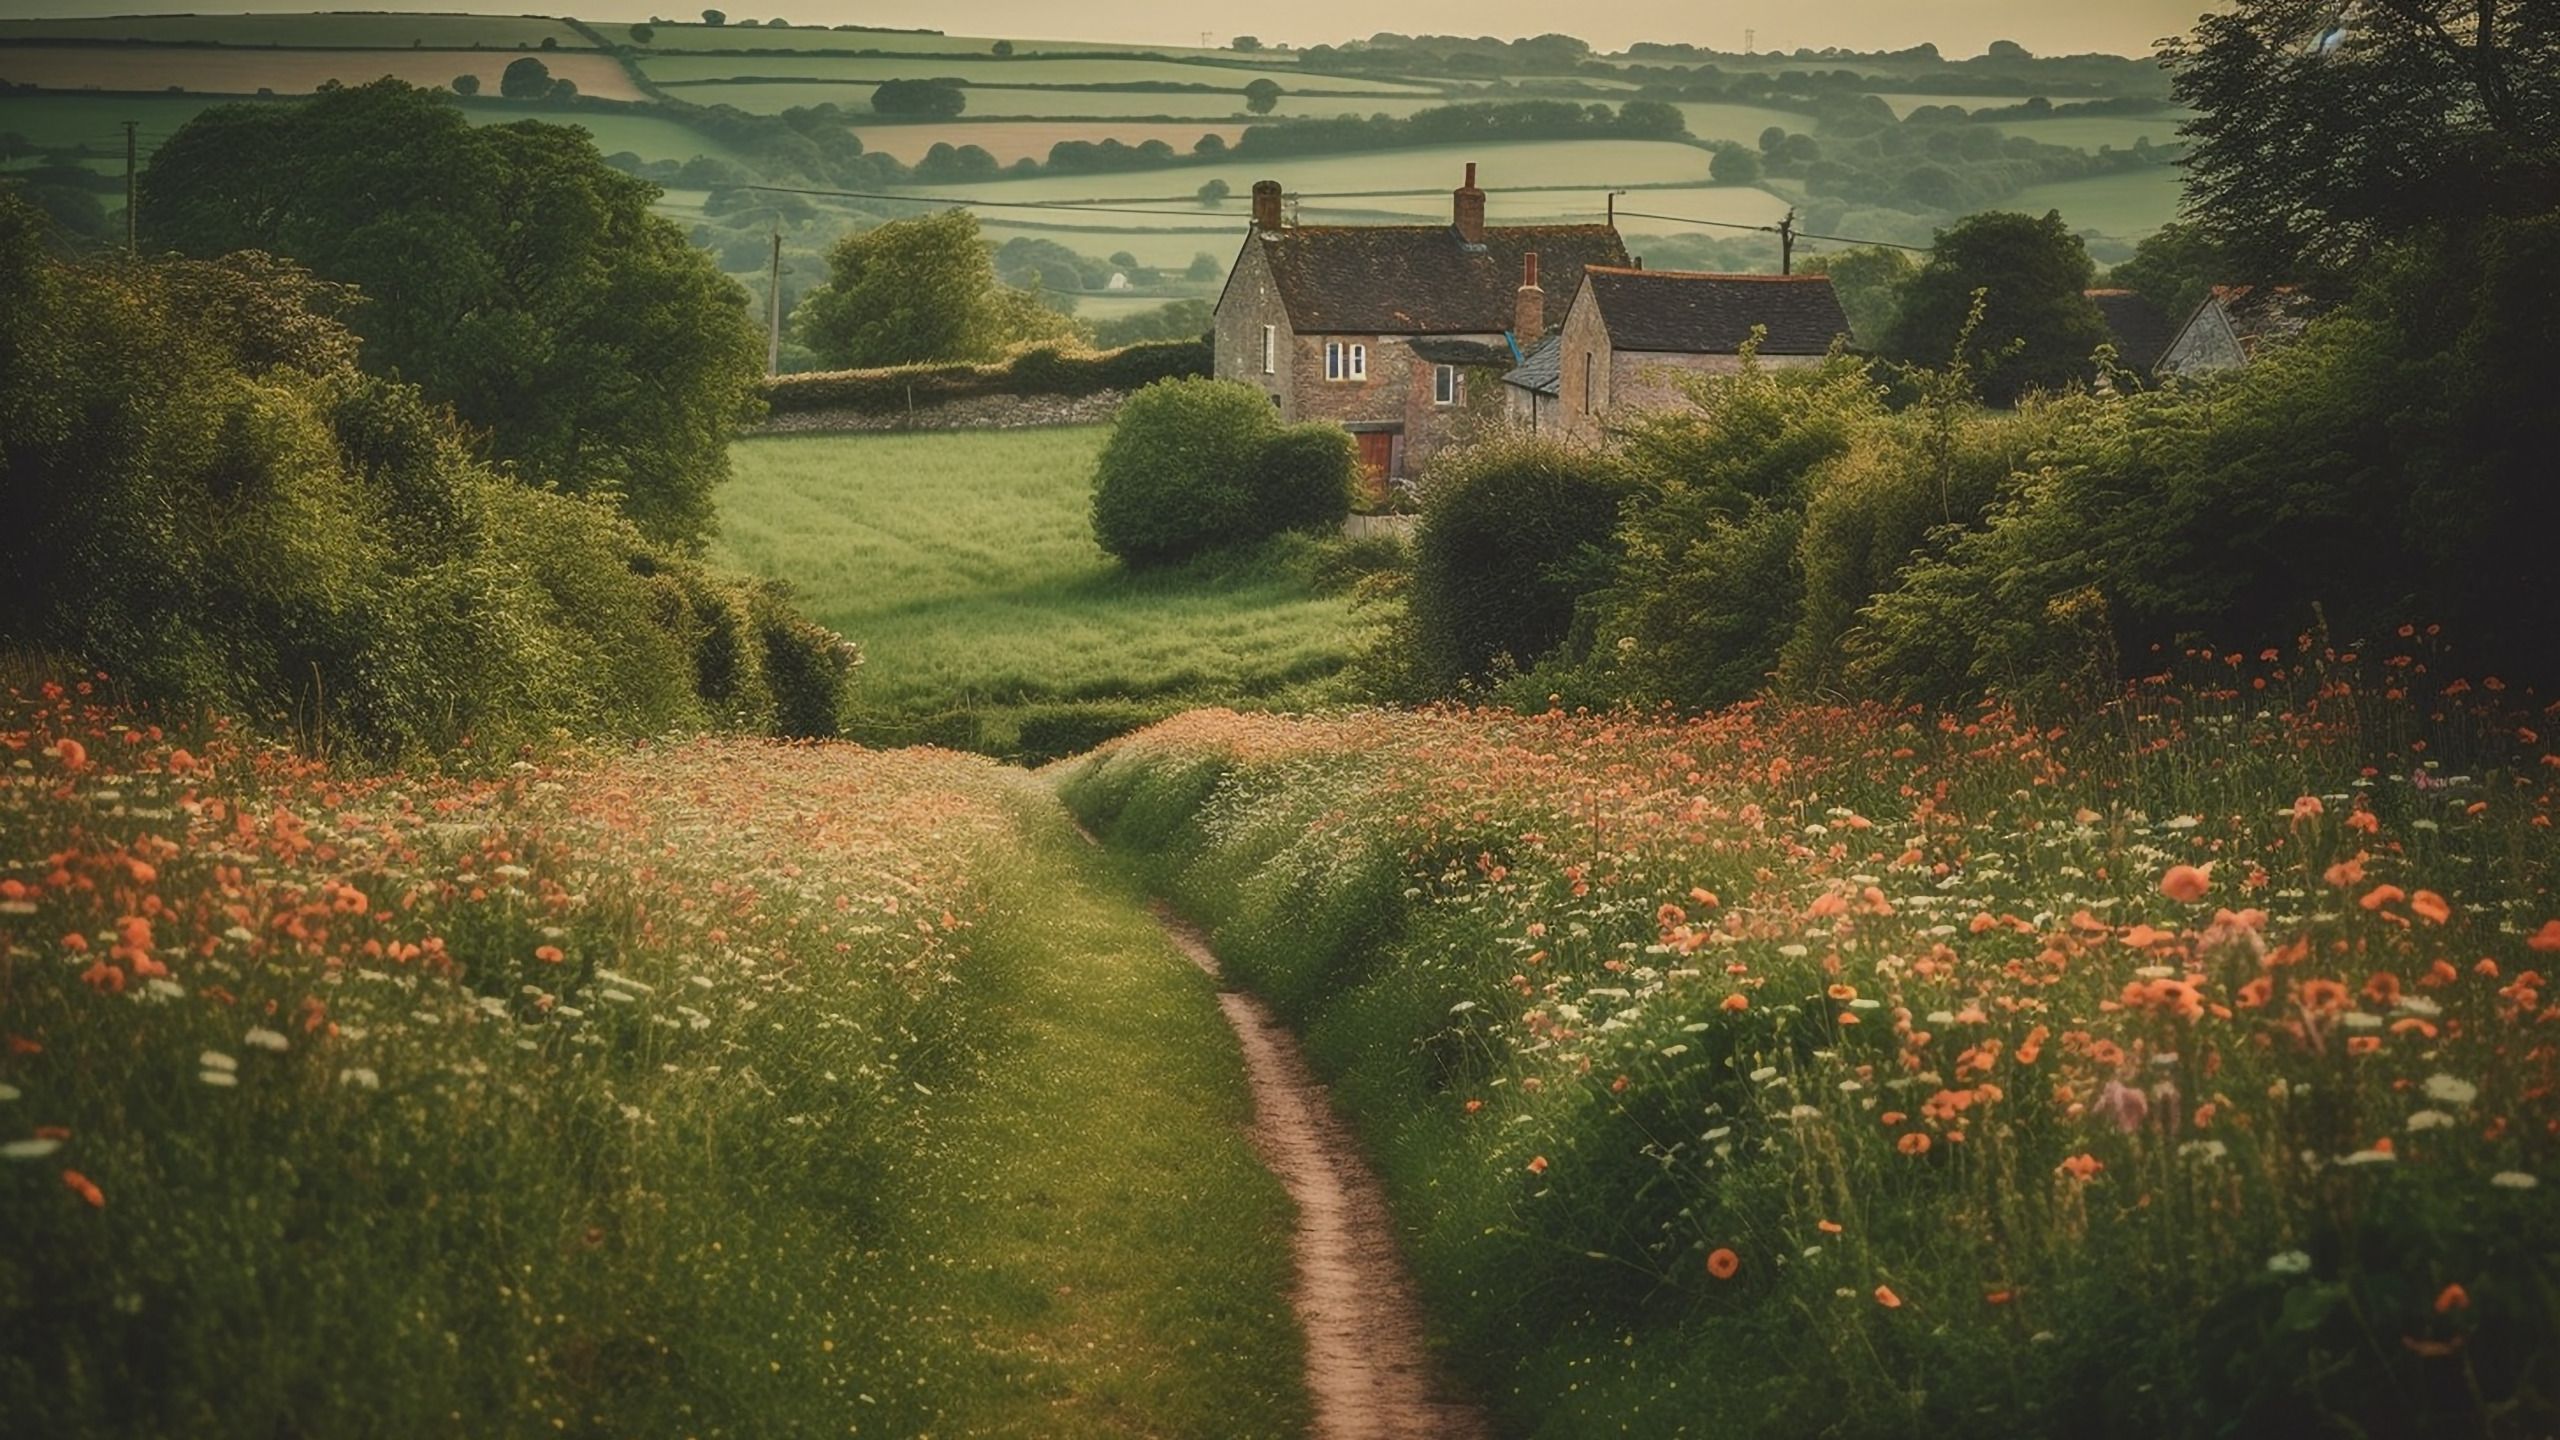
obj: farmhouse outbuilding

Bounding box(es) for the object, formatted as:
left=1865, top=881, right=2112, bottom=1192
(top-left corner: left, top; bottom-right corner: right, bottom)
left=1521, top=266, right=1852, bottom=439
left=1212, top=164, right=1628, bottom=495
left=2155, top=284, right=2318, bottom=379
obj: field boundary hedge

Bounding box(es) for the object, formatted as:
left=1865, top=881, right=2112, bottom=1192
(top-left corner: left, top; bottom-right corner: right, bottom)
left=761, top=338, right=1209, bottom=415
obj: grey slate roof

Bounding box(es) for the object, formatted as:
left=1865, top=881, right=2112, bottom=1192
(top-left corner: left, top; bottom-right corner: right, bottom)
left=1257, top=223, right=1629, bottom=336
left=2084, top=288, right=2175, bottom=373
left=1583, top=267, right=1851, bottom=355
left=1502, top=333, right=1563, bottom=395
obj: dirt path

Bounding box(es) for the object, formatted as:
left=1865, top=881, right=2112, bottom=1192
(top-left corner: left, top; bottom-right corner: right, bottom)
left=1147, top=901, right=1492, bottom=1440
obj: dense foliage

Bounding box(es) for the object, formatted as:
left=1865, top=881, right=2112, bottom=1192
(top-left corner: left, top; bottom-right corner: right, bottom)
left=760, top=337, right=1209, bottom=416
left=0, top=194, right=851, bottom=756
left=1880, top=210, right=2111, bottom=405
left=1406, top=435, right=1626, bottom=691
left=138, top=80, right=765, bottom=550
left=1088, top=379, right=1279, bottom=568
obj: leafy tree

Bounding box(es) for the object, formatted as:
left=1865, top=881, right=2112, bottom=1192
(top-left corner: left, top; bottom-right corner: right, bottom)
left=550, top=77, right=578, bottom=101
left=1880, top=210, right=2109, bottom=405
left=1243, top=78, right=1283, bottom=115
left=452, top=73, right=480, bottom=95
left=871, top=78, right=966, bottom=118
left=1090, top=379, right=1280, bottom=567
left=991, top=39, right=1013, bottom=56
left=629, top=22, right=654, bottom=42
left=500, top=55, right=551, bottom=99
left=2167, top=0, right=2560, bottom=283
left=1709, top=145, right=1762, bottom=185
left=539, top=35, right=558, bottom=50
left=1185, top=251, right=1221, bottom=281
left=1193, top=132, right=1227, bottom=155
left=1795, top=245, right=1919, bottom=347
left=139, top=80, right=765, bottom=549
left=1759, top=124, right=1788, bottom=153
left=1092, top=297, right=1213, bottom=348
left=1248, top=424, right=1357, bottom=537
left=792, top=209, right=1075, bottom=369
left=1232, top=35, right=1261, bottom=51
left=1196, top=177, right=1231, bottom=206
left=2102, top=220, right=2229, bottom=321
left=701, top=9, right=725, bottom=24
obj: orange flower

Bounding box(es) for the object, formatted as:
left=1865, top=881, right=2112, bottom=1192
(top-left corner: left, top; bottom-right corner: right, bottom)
left=535, top=945, right=565, bottom=964
left=62, top=1170, right=103, bottom=1208
left=1525, top=1155, right=1548, bottom=1175
left=1897, top=1132, right=1932, bottom=1156
left=2434, top=1283, right=2470, bottom=1314
left=1817, top=1219, right=1843, bottom=1234
left=53, top=738, right=87, bottom=771
left=2529, top=920, right=2560, bottom=953
left=2160, top=864, right=2212, bottom=904
left=1720, top=992, right=1749, bottom=1013
left=2291, top=795, right=2325, bottom=823
left=2056, top=1153, right=2103, bottom=1182
left=2359, top=884, right=2407, bottom=912
left=1874, top=1285, right=1902, bottom=1309
left=1706, top=1248, right=1740, bottom=1280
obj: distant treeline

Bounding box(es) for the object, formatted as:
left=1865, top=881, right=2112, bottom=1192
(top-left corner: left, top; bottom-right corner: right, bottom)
left=1228, top=98, right=1690, bottom=159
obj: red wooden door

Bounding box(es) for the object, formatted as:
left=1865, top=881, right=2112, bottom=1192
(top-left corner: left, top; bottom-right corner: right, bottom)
left=1355, top=431, right=1394, bottom=504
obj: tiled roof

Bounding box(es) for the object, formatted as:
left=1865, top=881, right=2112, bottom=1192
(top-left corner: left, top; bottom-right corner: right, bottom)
left=2083, top=289, right=2176, bottom=373
left=1258, top=223, right=1629, bottom=335
left=1502, top=334, right=1562, bottom=395
left=1583, top=267, right=1851, bottom=355
left=2211, top=284, right=2318, bottom=355
left=1409, top=337, right=1517, bottom=367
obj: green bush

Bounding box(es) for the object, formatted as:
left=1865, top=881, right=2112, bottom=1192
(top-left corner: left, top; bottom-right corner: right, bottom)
left=1011, top=699, right=1175, bottom=765
left=1406, top=433, right=1625, bottom=689
left=0, top=193, right=852, bottom=758
left=1089, top=378, right=1281, bottom=568
left=761, top=338, right=1209, bottom=415
left=1248, top=423, right=1357, bottom=537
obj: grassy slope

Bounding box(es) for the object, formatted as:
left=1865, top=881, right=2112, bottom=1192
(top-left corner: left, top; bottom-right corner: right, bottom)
left=711, top=428, right=1360, bottom=752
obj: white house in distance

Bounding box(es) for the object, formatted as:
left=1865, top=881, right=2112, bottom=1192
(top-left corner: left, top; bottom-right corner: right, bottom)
left=1506, top=266, right=1852, bottom=438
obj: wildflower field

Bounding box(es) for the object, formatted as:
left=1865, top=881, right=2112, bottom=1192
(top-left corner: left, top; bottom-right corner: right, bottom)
left=0, top=675, right=1302, bottom=1438
left=1063, top=637, right=2560, bottom=1437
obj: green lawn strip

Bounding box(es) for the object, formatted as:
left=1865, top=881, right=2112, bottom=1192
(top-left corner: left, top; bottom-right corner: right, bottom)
left=877, top=778, right=1309, bottom=1437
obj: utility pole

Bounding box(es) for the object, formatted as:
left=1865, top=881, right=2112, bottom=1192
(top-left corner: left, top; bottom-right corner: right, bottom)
left=765, top=230, right=783, bottom=375
left=1744, top=28, right=1755, bottom=55
left=1606, top=189, right=1626, bottom=228
left=1775, top=207, right=1797, bottom=275
left=122, top=119, right=137, bottom=252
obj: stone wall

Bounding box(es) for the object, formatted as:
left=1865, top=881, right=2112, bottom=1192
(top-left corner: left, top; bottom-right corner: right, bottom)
left=1212, top=241, right=1295, bottom=416
left=747, top=389, right=1128, bottom=436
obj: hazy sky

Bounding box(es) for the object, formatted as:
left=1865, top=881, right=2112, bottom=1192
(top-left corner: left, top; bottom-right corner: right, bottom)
left=6, top=2, right=2217, bottom=59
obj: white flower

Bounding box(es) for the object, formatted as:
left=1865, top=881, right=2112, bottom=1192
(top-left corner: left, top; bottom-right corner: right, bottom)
left=223, top=925, right=255, bottom=944
left=2490, top=1171, right=2539, bottom=1190
left=2161, top=815, right=2202, bottom=831
left=2338, top=1147, right=2397, bottom=1166
left=1748, top=1066, right=1779, bottom=1083
left=2405, top=1109, right=2456, bottom=1131
left=199, top=1070, right=237, bottom=1088
left=242, top=1027, right=288, bottom=1052
left=199, top=1051, right=237, bottom=1072
left=2179, top=1139, right=2228, bottom=1161
left=338, top=1068, right=380, bottom=1090
left=0, top=1083, right=19, bottom=1102
left=2422, top=1074, right=2478, bottom=1106
left=2394, top=994, right=2443, bottom=1019
left=2342, top=1011, right=2384, bottom=1031
left=2, top=1138, right=63, bottom=1160
left=2266, top=1250, right=2313, bottom=1275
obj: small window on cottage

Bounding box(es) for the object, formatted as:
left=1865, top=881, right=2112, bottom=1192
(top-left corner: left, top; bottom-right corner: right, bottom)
left=1433, top=364, right=1456, bottom=406
left=1325, top=341, right=1343, bottom=381
left=1261, top=324, right=1275, bottom=374
left=1349, top=343, right=1367, bottom=380
left=1581, top=352, right=1595, bottom=413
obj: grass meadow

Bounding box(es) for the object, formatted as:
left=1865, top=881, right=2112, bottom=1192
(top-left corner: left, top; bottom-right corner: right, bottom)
left=0, top=45, right=646, bottom=103
left=0, top=13, right=586, bottom=47
left=849, top=119, right=1249, bottom=165
left=639, top=53, right=1439, bottom=94
left=0, top=676, right=1303, bottom=1437
left=711, top=429, right=1365, bottom=757
left=2014, top=164, right=2190, bottom=242
left=1062, top=643, right=2560, bottom=1438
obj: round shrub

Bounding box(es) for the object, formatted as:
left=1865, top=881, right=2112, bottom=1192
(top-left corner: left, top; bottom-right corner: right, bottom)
left=1409, top=434, right=1625, bottom=689
left=1090, top=377, right=1279, bottom=567
left=1248, top=423, right=1356, bottom=537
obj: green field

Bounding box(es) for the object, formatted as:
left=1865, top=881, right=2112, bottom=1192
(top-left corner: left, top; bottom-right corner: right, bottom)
left=711, top=428, right=1363, bottom=749
left=903, top=138, right=1721, bottom=208
left=1873, top=91, right=2048, bottom=115
left=630, top=21, right=1254, bottom=62
left=848, top=119, right=1246, bottom=165
left=1675, top=100, right=1819, bottom=143
left=0, top=12, right=586, bottom=48
left=642, top=52, right=1439, bottom=94
left=0, top=94, right=745, bottom=173
left=2014, top=163, right=2187, bottom=239
left=666, top=82, right=1458, bottom=119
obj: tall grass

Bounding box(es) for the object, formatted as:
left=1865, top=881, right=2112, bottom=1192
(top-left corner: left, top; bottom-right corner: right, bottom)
left=1061, top=639, right=2560, bottom=1438
left=712, top=428, right=1368, bottom=757
left=0, top=675, right=1301, bottom=1437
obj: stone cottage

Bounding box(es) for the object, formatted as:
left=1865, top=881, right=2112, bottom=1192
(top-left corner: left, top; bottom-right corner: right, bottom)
left=1211, top=164, right=1628, bottom=497
left=2155, top=284, right=2318, bottom=379
left=1513, top=266, right=1852, bottom=440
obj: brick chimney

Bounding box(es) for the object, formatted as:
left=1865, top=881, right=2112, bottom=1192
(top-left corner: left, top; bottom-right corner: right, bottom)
left=1514, top=251, right=1545, bottom=348
left=1452, top=162, right=1486, bottom=245
left=1251, top=179, right=1283, bottom=235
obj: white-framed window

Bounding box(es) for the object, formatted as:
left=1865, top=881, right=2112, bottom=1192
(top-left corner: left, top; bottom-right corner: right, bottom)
left=1261, top=324, right=1275, bottom=375
left=1324, top=341, right=1368, bottom=383
left=1433, top=364, right=1457, bottom=406
left=1350, top=343, right=1367, bottom=380
left=1325, top=341, right=1344, bottom=381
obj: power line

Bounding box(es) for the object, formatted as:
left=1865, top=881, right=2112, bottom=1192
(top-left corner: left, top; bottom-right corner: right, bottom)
left=1613, top=206, right=1929, bottom=252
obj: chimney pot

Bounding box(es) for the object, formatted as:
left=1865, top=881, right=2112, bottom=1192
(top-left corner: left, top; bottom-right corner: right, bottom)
left=1464, top=161, right=1477, bottom=187
left=1250, top=179, right=1284, bottom=234
left=1514, top=249, right=1546, bottom=349
left=1452, top=162, right=1486, bottom=244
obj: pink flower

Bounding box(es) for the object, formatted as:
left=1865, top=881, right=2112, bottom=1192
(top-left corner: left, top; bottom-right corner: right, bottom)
left=2092, top=1078, right=2150, bottom=1133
